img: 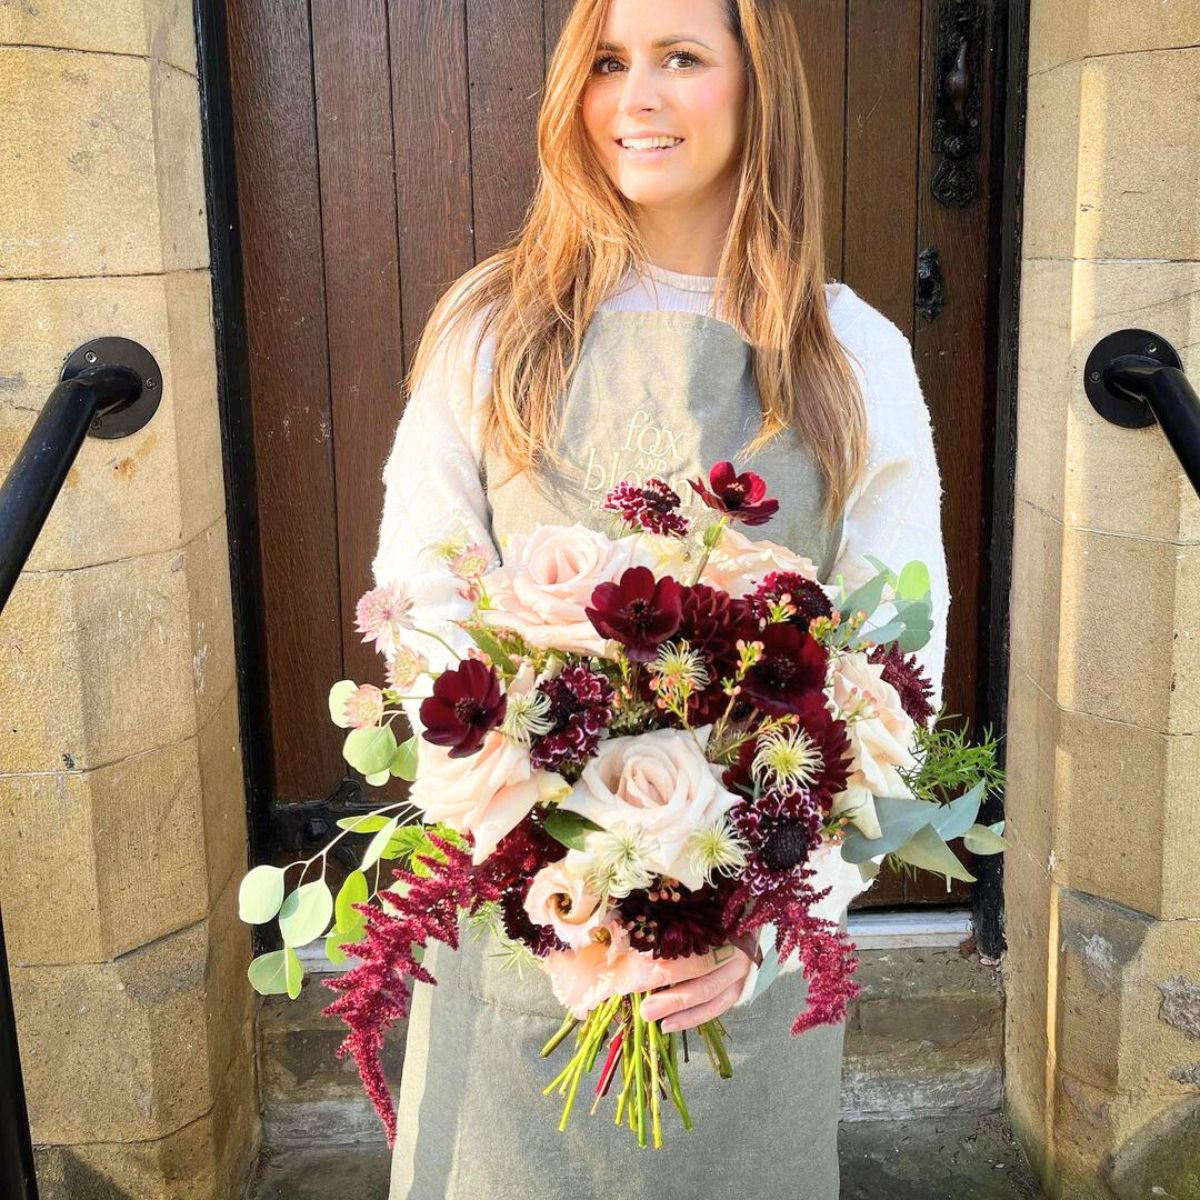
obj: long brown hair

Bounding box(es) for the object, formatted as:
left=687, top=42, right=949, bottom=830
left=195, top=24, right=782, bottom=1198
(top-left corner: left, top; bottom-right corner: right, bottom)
left=405, top=0, right=868, bottom=524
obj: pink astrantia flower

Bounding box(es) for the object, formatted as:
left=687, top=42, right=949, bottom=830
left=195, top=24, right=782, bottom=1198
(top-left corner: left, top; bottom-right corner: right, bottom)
left=343, top=684, right=385, bottom=729
left=385, top=645, right=427, bottom=691
left=355, top=583, right=416, bottom=659
left=448, top=543, right=492, bottom=581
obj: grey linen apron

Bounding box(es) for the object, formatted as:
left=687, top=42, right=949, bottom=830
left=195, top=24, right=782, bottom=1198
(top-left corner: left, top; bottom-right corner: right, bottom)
left=389, top=309, right=848, bottom=1200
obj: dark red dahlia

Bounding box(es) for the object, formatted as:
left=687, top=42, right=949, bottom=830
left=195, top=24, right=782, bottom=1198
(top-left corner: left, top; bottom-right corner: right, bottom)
left=689, top=461, right=779, bottom=526
left=603, top=478, right=691, bottom=538
left=748, top=570, right=834, bottom=631
left=418, top=658, right=506, bottom=757
left=668, top=584, right=759, bottom=723
left=529, top=663, right=615, bottom=773
left=868, top=642, right=936, bottom=726
left=586, top=566, right=682, bottom=663
left=616, top=880, right=732, bottom=959
left=739, top=622, right=829, bottom=716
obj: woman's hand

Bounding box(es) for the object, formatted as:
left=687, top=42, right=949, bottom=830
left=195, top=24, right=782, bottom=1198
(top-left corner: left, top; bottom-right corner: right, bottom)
left=638, top=934, right=762, bottom=1033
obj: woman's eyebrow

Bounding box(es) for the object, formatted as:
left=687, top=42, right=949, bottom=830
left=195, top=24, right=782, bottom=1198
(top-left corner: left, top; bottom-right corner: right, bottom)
left=597, top=35, right=716, bottom=52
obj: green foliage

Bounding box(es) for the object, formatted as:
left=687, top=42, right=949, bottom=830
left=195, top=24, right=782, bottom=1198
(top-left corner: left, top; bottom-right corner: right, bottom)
left=342, top=724, right=398, bottom=776
left=391, top=735, right=419, bottom=781
left=278, top=879, right=334, bottom=947
left=247, top=946, right=304, bottom=998
left=238, top=864, right=286, bottom=924
left=542, top=809, right=603, bottom=851
left=902, top=713, right=1006, bottom=807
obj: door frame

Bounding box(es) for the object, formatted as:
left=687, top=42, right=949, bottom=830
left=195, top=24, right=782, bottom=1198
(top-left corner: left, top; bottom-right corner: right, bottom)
left=195, top=0, right=1030, bottom=959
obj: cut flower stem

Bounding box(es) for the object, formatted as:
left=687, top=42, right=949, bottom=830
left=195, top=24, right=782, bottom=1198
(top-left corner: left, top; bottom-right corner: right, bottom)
left=544, top=991, right=729, bottom=1147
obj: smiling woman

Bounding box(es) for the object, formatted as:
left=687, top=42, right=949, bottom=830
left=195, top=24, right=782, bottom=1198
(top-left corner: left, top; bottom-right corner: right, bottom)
left=372, top=1, right=949, bottom=1198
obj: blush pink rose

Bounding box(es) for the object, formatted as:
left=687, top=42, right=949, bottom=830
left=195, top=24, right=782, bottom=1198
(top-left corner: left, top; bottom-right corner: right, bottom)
left=409, top=729, right=569, bottom=863
left=559, top=726, right=739, bottom=891
left=523, top=852, right=604, bottom=949
left=827, top=650, right=919, bottom=839
left=699, top=526, right=823, bottom=598
left=543, top=918, right=722, bottom=1018
left=477, top=524, right=645, bottom=656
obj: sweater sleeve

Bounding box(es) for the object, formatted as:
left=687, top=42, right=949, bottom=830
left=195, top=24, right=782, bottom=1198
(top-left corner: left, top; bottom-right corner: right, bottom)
left=732, top=317, right=951, bottom=1008
left=371, top=308, right=501, bottom=734
left=827, top=321, right=950, bottom=715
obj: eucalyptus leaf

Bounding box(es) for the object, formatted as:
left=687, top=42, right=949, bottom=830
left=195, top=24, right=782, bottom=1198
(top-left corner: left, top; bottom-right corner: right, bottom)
left=839, top=794, right=940, bottom=864
left=862, top=555, right=897, bottom=584
left=335, top=814, right=394, bottom=834
left=328, top=680, right=359, bottom=729
left=343, top=724, right=398, bottom=776
left=930, top=780, right=987, bottom=841
left=238, top=864, right=286, bottom=924
left=285, top=945, right=304, bottom=999
left=542, top=809, right=604, bottom=851
left=962, top=822, right=1012, bottom=855
left=247, top=950, right=290, bottom=996
left=839, top=571, right=888, bottom=621
left=892, top=824, right=977, bottom=885
left=334, top=870, right=369, bottom=930
left=859, top=619, right=905, bottom=647
left=897, top=560, right=931, bottom=602
left=361, top=816, right=400, bottom=870
left=857, top=858, right=882, bottom=884
left=391, top=735, right=419, bottom=781
left=364, top=769, right=391, bottom=787
left=278, top=879, right=335, bottom=948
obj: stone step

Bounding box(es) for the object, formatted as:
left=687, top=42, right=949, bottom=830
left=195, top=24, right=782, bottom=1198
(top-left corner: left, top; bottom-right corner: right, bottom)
left=256, top=945, right=1004, bottom=1148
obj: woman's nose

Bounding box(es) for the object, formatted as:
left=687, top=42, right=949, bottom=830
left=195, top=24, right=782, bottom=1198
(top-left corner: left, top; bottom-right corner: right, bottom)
left=618, top=61, right=664, bottom=116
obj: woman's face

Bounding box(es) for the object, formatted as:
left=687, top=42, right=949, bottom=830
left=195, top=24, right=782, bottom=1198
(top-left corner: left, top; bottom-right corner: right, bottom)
left=581, top=0, right=747, bottom=213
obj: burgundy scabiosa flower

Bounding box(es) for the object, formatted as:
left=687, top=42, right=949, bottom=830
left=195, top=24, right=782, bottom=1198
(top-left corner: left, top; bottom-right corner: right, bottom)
left=586, top=566, right=682, bottom=663
left=529, top=663, right=615, bottom=774
left=689, top=461, right=780, bottom=526
left=748, top=570, right=834, bottom=632
left=868, top=642, right=936, bottom=726
left=739, top=622, right=829, bottom=716
left=603, top=478, right=691, bottom=538
left=418, top=658, right=506, bottom=757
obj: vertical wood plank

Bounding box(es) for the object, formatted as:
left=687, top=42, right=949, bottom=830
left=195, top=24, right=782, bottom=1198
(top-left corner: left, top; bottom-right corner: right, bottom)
left=788, top=0, right=847, bottom=280
left=390, top=0, right=476, bottom=364
left=467, top=0, right=545, bottom=259
left=311, top=0, right=407, bottom=688
left=226, top=0, right=344, bottom=803
left=844, top=0, right=922, bottom=336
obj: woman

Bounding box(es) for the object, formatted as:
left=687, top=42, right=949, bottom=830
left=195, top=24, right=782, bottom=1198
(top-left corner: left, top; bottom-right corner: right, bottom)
left=372, top=1, right=949, bottom=1196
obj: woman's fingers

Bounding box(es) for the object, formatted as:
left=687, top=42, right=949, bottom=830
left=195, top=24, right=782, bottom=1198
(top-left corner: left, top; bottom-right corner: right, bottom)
left=659, top=981, right=743, bottom=1034
left=639, top=945, right=751, bottom=1024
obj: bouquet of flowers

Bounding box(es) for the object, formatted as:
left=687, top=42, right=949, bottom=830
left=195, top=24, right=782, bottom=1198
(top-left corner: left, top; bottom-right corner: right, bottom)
left=237, top=462, right=1008, bottom=1149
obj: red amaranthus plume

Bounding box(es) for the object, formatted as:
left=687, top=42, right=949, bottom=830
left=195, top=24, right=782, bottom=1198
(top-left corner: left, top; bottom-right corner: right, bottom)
left=321, top=833, right=492, bottom=1147
left=773, top=905, right=861, bottom=1035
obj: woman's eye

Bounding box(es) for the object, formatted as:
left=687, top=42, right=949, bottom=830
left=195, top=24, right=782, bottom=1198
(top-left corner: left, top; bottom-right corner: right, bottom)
left=591, top=50, right=701, bottom=75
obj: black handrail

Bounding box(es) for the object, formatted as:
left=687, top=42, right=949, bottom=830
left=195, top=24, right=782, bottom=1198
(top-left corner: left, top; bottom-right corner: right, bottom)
left=0, top=336, right=162, bottom=1200
left=1085, top=329, right=1200, bottom=499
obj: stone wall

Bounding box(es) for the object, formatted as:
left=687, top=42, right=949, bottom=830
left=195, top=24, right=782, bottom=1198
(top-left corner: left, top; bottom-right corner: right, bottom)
left=0, top=2, right=258, bottom=1196
left=1005, top=3, right=1200, bottom=1196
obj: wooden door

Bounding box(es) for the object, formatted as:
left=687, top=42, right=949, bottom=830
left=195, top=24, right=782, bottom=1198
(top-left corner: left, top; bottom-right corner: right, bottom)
left=226, top=0, right=1007, bottom=906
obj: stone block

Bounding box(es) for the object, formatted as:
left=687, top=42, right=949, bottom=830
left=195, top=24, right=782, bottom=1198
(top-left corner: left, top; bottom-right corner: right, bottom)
left=0, top=519, right=233, bottom=773
left=198, top=683, right=248, bottom=909
left=1055, top=889, right=1200, bottom=1100
left=0, top=0, right=198, bottom=76
left=0, top=737, right=209, bottom=966
left=1030, top=0, right=1200, bottom=75
left=184, top=517, right=237, bottom=732
left=0, top=49, right=207, bottom=279
left=0, top=271, right=224, bottom=570
left=1022, top=61, right=1083, bottom=261
left=1075, top=49, right=1200, bottom=263
left=12, top=873, right=254, bottom=1148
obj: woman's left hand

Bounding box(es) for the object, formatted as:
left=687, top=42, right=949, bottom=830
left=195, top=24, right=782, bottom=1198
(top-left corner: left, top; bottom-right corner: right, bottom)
left=638, top=934, right=762, bottom=1033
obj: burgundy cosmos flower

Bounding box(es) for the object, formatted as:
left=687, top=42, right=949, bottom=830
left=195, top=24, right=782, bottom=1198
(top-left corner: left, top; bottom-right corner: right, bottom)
left=418, top=658, right=506, bottom=757
left=689, top=461, right=780, bottom=526
left=586, top=566, right=682, bottom=663
left=740, top=623, right=829, bottom=716
left=603, top=478, right=690, bottom=538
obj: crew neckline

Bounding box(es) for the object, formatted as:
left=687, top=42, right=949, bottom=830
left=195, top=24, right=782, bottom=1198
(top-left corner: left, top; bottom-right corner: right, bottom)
left=641, top=260, right=719, bottom=292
